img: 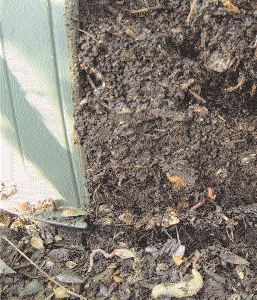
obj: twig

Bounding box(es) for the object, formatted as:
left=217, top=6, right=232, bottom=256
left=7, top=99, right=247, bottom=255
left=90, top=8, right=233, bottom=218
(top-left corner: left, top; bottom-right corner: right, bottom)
left=189, top=90, right=206, bottom=104
left=161, top=227, right=173, bottom=240
left=79, top=29, right=98, bottom=43
left=88, top=249, right=116, bottom=272
left=249, top=36, right=257, bottom=49
left=175, top=225, right=181, bottom=245
left=187, top=0, right=198, bottom=24
left=224, top=75, right=245, bottom=92
left=227, top=293, right=241, bottom=300
left=1, top=235, right=87, bottom=300
left=128, top=5, right=162, bottom=14
left=218, top=115, right=226, bottom=122
left=87, top=74, right=96, bottom=89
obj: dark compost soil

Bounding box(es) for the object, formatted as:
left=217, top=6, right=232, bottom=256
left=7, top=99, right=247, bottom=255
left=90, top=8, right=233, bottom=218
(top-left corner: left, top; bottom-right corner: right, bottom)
left=75, top=0, right=256, bottom=214
left=74, top=1, right=257, bottom=298
left=73, top=1, right=257, bottom=297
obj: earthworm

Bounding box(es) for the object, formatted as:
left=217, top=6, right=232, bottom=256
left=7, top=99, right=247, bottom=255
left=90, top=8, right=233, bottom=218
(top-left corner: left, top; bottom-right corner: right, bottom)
left=88, top=249, right=116, bottom=272
left=190, top=197, right=205, bottom=211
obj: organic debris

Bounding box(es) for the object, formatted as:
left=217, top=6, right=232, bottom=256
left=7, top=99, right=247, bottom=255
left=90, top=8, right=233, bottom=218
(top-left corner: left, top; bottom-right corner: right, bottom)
left=152, top=268, right=203, bottom=298
left=0, top=205, right=256, bottom=299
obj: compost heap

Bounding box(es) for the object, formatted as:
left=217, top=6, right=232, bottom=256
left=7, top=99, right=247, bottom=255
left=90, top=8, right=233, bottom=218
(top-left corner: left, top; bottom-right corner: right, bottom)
left=74, top=0, right=257, bottom=217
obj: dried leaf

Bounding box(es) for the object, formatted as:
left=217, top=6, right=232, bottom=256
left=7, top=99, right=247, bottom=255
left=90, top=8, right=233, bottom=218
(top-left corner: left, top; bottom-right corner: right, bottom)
left=31, top=237, right=44, bottom=250
left=145, top=246, right=158, bottom=253
left=0, top=214, right=11, bottom=227
left=192, top=104, right=209, bottom=116
left=56, top=270, right=84, bottom=284
left=54, top=287, right=71, bottom=299
left=207, top=50, right=231, bottom=72
left=0, top=258, right=16, bottom=274
left=220, top=251, right=249, bottom=265
left=119, top=210, right=134, bottom=225
left=101, top=217, right=113, bottom=225
left=126, top=28, right=137, bottom=39
left=25, top=225, right=38, bottom=236
left=161, top=207, right=180, bottom=227
left=167, top=175, right=187, bottom=189
left=61, top=208, right=89, bottom=217
left=10, top=218, right=26, bottom=231
left=174, top=245, right=186, bottom=259
left=114, top=275, right=123, bottom=283
left=156, top=263, right=167, bottom=273
left=135, top=214, right=151, bottom=229
left=173, top=254, right=184, bottom=266
left=93, top=269, right=110, bottom=283
left=99, top=204, right=113, bottom=214
left=19, top=279, right=43, bottom=297
left=220, top=0, right=240, bottom=13
left=19, top=201, right=31, bottom=213
left=236, top=265, right=245, bottom=280
left=48, top=248, right=69, bottom=262
left=108, top=263, right=118, bottom=269
left=55, top=235, right=63, bottom=242
left=135, top=223, right=143, bottom=229
left=117, top=107, right=133, bottom=114
left=114, top=248, right=136, bottom=259
left=34, top=207, right=47, bottom=215
left=146, top=214, right=159, bottom=229
left=177, top=199, right=189, bottom=211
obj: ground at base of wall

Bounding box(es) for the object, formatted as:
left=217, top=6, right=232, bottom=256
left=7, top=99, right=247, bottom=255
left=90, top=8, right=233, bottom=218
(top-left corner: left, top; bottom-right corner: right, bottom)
left=0, top=204, right=256, bottom=299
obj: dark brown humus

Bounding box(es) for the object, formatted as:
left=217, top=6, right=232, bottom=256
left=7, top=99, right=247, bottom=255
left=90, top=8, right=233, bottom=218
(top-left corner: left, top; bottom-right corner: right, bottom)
left=74, top=0, right=256, bottom=215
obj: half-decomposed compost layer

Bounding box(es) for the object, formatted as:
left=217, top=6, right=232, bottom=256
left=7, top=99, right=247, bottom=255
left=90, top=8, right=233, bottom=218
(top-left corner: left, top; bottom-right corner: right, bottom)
left=74, top=0, right=257, bottom=216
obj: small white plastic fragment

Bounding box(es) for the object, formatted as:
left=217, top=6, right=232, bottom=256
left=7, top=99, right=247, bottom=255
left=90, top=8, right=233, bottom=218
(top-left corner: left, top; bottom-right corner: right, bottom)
left=152, top=269, right=203, bottom=298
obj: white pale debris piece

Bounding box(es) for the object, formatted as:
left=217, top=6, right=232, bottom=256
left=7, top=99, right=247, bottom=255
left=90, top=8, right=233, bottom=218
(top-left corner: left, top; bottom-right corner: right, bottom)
left=152, top=269, right=203, bottom=298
